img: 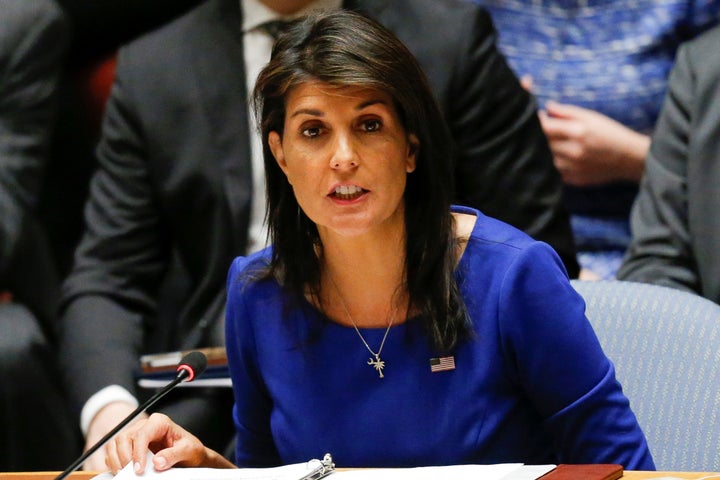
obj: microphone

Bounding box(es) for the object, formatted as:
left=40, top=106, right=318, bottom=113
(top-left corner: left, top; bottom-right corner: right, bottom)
left=56, top=351, right=208, bottom=480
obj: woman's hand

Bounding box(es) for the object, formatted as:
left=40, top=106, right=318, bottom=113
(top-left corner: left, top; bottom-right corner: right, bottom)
left=103, top=412, right=235, bottom=474
left=538, top=101, right=649, bottom=186
left=84, top=401, right=147, bottom=472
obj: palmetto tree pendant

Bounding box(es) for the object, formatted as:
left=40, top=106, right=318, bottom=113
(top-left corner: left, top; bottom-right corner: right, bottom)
left=368, top=354, right=386, bottom=378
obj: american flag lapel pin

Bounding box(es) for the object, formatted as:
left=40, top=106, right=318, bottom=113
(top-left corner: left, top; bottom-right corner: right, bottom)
left=429, top=355, right=455, bottom=372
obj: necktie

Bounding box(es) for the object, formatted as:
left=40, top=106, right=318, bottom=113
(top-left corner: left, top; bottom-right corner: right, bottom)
left=260, top=19, right=291, bottom=40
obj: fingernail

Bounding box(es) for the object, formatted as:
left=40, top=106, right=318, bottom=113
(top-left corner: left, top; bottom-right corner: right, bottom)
left=155, top=457, right=167, bottom=469
left=134, top=462, right=142, bottom=474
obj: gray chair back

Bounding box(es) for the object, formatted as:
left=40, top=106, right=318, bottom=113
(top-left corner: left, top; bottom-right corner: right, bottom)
left=571, top=280, right=720, bottom=471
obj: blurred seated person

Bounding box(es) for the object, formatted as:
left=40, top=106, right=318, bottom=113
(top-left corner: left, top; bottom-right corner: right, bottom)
left=43, top=0, right=206, bottom=279
left=0, top=0, right=207, bottom=471
left=59, top=0, right=579, bottom=471
left=55, top=0, right=204, bottom=67
left=0, top=0, right=81, bottom=470
left=103, top=11, right=653, bottom=473
left=471, top=0, right=720, bottom=279
left=618, top=25, right=720, bottom=303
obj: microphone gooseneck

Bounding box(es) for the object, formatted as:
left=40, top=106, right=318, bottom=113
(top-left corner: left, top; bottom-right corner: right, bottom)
left=55, top=351, right=208, bottom=480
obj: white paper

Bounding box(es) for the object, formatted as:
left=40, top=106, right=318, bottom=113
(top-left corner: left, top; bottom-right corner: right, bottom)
left=95, top=454, right=555, bottom=480
left=137, top=378, right=232, bottom=388
left=331, top=463, right=548, bottom=480
left=91, top=472, right=114, bottom=480
left=104, top=453, right=329, bottom=480
left=500, top=464, right=556, bottom=480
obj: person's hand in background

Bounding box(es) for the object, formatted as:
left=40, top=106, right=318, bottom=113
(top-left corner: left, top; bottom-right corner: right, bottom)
left=521, top=75, right=649, bottom=187
left=538, top=101, right=649, bottom=187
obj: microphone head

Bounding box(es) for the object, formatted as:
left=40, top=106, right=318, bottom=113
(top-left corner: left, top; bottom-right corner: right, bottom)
left=176, top=351, right=208, bottom=382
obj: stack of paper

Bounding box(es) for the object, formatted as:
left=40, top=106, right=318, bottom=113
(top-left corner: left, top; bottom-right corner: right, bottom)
left=95, top=453, right=555, bottom=480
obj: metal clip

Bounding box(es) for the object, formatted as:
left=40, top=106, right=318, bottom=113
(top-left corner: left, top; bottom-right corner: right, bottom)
left=303, top=453, right=335, bottom=480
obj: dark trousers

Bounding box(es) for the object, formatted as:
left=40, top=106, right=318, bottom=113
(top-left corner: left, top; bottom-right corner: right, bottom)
left=0, top=303, right=82, bottom=470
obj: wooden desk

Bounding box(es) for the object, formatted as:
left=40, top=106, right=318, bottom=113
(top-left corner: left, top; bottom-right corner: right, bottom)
left=2, top=470, right=718, bottom=480
left=0, top=474, right=95, bottom=480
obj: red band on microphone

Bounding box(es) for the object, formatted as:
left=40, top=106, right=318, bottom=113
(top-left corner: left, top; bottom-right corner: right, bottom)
left=176, top=364, right=195, bottom=381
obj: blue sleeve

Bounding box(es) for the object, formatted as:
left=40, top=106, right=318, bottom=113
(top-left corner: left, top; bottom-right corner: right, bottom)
left=225, top=257, right=281, bottom=467
left=497, top=242, right=655, bottom=470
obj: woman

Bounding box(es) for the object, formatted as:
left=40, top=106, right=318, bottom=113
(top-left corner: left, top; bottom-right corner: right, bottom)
left=103, top=10, right=654, bottom=473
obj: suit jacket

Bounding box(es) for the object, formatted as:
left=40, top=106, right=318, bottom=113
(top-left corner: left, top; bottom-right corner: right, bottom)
left=60, top=0, right=577, bottom=413
left=0, top=1, right=83, bottom=470
left=618, top=25, right=720, bottom=303
left=55, top=0, right=204, bottom=66
left=1, top=0, right=69, bottom=336
left=38, top=0, right=206, bottom=283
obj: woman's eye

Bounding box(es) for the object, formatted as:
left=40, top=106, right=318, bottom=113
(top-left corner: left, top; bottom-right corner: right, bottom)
left=301, top=126, right=322, bottom=138
left=362, top=119, right=382, bottom=132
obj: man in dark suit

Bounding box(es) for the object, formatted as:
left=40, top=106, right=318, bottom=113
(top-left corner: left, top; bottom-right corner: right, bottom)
left=44, top=0, right=205, bottom=278
left=59, top=0, right=578, bottom=470
left=618, top=25, right=720, bottom=303
left=0, top=0, right=82, bottom=469
left=1, top=0, right=209, bottom=471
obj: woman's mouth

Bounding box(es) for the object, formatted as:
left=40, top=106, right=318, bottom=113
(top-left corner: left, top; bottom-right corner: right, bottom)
left=331, top=185, right=365, bottom=201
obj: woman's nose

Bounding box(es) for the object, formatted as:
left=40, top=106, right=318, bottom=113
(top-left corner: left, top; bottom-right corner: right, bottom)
left=330, top=133, right=359, bottom=169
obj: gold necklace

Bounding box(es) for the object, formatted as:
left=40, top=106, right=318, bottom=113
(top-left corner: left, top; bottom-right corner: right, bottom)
left=327, top=272, right=396, bottom=378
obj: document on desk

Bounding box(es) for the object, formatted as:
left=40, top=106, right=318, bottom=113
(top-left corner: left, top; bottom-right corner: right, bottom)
left=332, top=463, right=555, bottom=480
left=95, top=453, right=554, bottom=480
left=94, top=452, right=334, bottom=480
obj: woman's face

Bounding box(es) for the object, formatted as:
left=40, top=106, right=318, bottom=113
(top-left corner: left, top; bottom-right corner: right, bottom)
left=269, top=80, right=418, bottom=239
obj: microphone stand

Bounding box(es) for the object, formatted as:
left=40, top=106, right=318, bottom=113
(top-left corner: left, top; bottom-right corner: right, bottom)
left=56, top=370, right=191, bottom=480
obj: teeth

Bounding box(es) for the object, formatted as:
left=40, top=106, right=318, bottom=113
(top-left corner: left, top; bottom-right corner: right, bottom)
left=333, top=185, right=363, bottom=199
left=335, top=185, right=362, bottom=195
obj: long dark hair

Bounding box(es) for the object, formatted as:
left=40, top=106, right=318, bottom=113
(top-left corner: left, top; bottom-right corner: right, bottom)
left=252, top=10, right=469, bottom=351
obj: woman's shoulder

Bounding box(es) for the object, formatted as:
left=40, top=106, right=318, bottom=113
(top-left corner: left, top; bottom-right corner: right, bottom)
left=453, top=205, right=567, bottom=277
left=227, top=247, right=275, bottom=294
left=453, top=205, right=538, bottom=249
left=229, top=247, right=271, bottom=274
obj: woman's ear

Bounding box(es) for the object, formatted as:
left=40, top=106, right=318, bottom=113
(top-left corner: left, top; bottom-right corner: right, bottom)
left=268, top=131, right=289, bottom=177
left=406, top=133, right=419, bottom=173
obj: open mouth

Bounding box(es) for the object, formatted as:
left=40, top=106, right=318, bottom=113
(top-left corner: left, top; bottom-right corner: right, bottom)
left=331, top=185, right=366, bottom=201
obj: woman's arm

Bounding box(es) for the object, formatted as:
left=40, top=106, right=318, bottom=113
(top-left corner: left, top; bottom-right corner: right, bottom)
left=499, top=242, right=654, bottom=469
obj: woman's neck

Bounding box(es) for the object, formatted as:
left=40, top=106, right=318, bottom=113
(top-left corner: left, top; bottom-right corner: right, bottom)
left=318, top=229, right=408, bottom=329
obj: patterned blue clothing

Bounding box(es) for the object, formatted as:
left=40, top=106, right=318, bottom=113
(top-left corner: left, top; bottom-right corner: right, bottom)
left=473, top=0, right=720, bottom=215
left=472, top=0, right=720, bottom=276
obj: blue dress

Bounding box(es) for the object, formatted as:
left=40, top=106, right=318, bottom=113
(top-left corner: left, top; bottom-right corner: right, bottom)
left=225, top=206, right=654, bottom=469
